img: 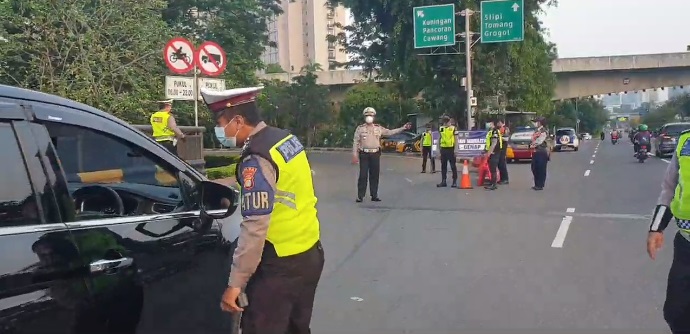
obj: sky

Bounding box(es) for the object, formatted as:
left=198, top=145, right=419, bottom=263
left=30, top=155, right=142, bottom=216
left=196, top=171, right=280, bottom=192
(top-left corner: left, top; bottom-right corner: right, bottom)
left=539, top=0, right=688, bottom=58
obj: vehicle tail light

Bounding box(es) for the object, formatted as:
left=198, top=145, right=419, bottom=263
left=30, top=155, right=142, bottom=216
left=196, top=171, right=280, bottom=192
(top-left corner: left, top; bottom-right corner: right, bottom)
left=641, top=145, right=647, bottom=149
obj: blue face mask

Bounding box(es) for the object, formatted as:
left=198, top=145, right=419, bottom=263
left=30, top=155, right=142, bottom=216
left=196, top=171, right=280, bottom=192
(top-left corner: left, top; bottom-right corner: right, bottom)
left=214, top=119, right=239, bottom=148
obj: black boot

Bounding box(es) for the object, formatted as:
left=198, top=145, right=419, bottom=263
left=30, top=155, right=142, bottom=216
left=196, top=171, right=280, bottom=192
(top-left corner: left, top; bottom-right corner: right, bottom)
left=451, top=180, right=458, bottom=188
left=437, top=181, right=447, bottom=187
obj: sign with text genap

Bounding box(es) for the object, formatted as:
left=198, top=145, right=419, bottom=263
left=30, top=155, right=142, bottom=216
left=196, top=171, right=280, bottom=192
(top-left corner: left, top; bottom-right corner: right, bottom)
left=455, top=130, right=488, bottom=159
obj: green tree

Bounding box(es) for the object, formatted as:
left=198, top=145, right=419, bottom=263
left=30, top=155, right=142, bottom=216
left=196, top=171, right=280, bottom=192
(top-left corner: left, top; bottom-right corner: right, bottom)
left=643, top=94, right=690, bottom=129
left=0, top=0, right=172, bottom=122
left=551, top=98, right=608, bottom=133
left=327, top=0, right=557, bottom=127
left=339, top=82, right=419, bottom=136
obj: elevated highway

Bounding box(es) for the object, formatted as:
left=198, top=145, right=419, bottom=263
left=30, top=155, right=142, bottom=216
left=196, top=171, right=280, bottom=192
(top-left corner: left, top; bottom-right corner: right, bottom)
left=259, top=52, right=690, bottom=101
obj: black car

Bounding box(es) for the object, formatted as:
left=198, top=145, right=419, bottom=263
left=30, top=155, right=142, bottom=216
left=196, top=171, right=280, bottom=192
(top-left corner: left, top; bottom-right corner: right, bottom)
left=653, top=122, right=690, bottom=157
left=0, top=85, right=240, bottom=334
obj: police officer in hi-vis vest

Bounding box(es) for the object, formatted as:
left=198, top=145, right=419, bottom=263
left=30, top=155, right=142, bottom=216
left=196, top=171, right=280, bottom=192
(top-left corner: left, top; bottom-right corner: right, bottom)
left=484, top=120, right=503, bottom=190
left=200, top=86, right=325, bottom=334
left=648, top=128, right=690, bottom=334
left=421, top=124, right=436, bottom=173
left=150, top=99, right=185, bottom=156
left=437, top=115, right=458, bottom=188
left=352, top=107, right=411, bottom=202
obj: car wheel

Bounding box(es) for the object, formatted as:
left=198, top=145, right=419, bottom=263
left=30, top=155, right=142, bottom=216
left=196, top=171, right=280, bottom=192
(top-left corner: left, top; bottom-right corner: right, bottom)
left=574, top=146, right=579, bottom=151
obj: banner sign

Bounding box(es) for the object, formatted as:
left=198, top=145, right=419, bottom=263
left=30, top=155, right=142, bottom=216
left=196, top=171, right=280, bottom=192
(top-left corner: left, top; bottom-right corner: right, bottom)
left=455, top=130, right=488, bottom=159
left=431, top=131, right=440, bottom=158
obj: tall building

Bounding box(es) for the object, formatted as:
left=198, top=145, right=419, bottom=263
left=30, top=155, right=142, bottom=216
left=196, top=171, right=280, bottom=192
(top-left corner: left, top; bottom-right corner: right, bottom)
left=261, top=0, right=348, bottom=73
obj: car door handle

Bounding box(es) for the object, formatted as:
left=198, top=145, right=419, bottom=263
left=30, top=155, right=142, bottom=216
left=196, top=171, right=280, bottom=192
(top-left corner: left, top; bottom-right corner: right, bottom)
left=90, top=258, right=133, bottom=273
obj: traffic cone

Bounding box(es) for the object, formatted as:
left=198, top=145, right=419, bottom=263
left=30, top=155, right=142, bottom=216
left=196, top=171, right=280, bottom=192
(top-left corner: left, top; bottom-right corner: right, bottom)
left=459, top=160, right=473, bottom=189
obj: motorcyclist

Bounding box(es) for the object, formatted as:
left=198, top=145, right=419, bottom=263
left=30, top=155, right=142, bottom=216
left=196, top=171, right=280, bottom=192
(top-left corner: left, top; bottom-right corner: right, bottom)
left=600, top=131, right=605, bottom=140
left=611, top=129, right=620, bottom=141
left=634, top=124, right=652, bottom=154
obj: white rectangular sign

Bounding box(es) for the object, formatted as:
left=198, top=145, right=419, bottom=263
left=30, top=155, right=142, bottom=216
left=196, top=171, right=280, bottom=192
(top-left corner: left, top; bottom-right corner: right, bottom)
left=165, top=76, right=195, bottom=101
left=197, top=78, right=226, bottom=100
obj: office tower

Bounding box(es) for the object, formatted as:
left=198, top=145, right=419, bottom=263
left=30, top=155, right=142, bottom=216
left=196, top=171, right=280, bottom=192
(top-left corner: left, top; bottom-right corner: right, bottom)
left=261, top=0, right=348, bottom=73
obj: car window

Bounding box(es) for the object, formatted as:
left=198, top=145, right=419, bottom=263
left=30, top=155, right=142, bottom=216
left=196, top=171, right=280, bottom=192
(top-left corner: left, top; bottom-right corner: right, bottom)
left=663, top=124, right=690, bottom=136
left=0, top=122, right=41, bottom=227
left=556, top=129, right=575, bottom=137
left=44, top=122, right=189, bottom=219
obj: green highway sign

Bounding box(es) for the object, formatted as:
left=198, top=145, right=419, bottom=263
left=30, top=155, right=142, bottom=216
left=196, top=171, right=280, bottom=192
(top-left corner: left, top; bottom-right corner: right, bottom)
left=413, top=4, right=456, bottom=49
left=480, top=0, right=525, bottom=43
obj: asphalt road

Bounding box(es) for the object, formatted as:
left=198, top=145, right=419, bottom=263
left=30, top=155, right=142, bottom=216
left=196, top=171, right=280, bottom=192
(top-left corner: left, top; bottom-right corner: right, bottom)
left=305, top=139, right=675, bottom=333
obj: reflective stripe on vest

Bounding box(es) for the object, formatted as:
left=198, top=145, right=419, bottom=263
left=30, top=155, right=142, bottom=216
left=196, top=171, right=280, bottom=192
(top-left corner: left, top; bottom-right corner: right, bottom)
left=439, top=126, right=455, bottom=148
left=422, top=132, right=432, bottom=146
left=671, top=131, right=690, bottom=240
left=150, top=111, right=175, bottom=141
left=236, top=127, right=320, bottom=257
left=485, top=129, right=503, bottom=151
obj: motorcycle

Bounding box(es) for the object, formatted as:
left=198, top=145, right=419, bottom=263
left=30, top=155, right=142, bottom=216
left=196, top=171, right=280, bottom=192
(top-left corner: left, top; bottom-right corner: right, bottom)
left=636, top=144, right=649, bottom=163
left=611, top=135, right=618, bottom=144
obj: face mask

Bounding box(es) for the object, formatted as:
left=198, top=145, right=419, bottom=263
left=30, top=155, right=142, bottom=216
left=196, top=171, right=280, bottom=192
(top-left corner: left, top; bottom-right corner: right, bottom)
left=214, top=118, right=240, bottom=148
left=365, top=116, right=374, bottom=124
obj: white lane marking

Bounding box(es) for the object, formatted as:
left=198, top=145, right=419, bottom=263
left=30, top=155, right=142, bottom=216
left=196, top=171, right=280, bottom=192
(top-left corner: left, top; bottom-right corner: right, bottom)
left=566, top=207, right=575, bottom=213
left=592, top=154, right=596, bottom=158
left=584, top=169, right=591, bottom=176
left=661, top=159, right=670, bottom=164
left=405, top=177, right=413, bottom=183
left=350, top=297, right=364, bottom=302
left=551, top=215, right=573, bottom=248
left=589, top=160, right=594, bottom=164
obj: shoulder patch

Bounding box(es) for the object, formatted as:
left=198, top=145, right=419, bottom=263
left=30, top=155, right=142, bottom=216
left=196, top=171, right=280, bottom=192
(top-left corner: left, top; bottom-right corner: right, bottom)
left=276, top=135, right=304, bottom=163
left=239, top=157, right=275, bottom=217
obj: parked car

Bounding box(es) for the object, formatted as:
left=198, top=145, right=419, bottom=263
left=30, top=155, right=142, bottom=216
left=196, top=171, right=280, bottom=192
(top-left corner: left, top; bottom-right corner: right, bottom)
left=506, top=126, right=536, bottom=162
left=652, top=122, right=690, bottom=157
left=553, top=127, right=580, bottom=151
left=395, top=133, right=423, bottom=153
left=380, top=131, right=417, bottom=152
left=0, top=84, right=242, bottom=334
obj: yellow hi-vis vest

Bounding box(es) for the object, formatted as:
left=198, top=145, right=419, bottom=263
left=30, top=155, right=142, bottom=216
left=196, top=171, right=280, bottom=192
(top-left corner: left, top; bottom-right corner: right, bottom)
left=150, top=111, right=175, bottom=142
left=422, top=132, right=432, bottom=146
left=485, top=129, right=503, bottom=151
left=235, top=126, right=320, bottom=257
left=670, top=130, right=690, bottom=240
left=439, top=126, right=455, bottom=148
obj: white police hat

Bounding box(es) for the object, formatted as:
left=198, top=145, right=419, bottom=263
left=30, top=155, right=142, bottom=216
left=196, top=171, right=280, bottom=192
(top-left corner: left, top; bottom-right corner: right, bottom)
left=200, top=86, right=264, bottom=115
left=363, top=107, right=376, bottom=116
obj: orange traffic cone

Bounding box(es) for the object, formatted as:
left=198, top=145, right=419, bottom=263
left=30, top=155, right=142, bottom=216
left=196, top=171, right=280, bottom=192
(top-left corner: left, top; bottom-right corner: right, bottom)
left=460, top=160, right=473, bottom=189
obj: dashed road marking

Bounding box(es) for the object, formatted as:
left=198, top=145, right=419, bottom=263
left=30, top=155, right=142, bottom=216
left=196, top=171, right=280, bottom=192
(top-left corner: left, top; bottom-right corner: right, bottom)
left=566, top=207, right=575, bottom=213
left=592, top=154, right=596, bottom=158
left=590, top=160, right=594, bottom=164
left=405, top=178, right=413, bottom=184
left=584, top=169, right=591, bottom=177
left=552, top=215, right=573, bottom=248
left=661, top=159, right=671, bottom=164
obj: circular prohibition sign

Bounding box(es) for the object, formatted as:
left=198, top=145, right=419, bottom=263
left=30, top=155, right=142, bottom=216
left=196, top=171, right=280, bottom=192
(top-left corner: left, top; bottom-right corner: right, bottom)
left=195, top=41, right=228, bottom=77
left=164, top=37, right=196, bottom=74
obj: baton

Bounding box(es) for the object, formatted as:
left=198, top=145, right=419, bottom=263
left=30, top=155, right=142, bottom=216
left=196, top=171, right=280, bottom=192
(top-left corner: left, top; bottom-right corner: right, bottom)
left=230, top=292, right=249, bottom=334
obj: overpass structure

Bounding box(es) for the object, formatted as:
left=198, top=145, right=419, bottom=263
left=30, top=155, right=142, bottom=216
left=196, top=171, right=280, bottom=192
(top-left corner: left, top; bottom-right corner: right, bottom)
left=258, top=52, right=690, bottom=101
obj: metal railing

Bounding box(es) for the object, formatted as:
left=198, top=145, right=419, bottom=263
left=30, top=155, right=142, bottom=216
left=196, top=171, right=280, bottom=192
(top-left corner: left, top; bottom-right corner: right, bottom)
left=132, top=125, right=206, bottom=171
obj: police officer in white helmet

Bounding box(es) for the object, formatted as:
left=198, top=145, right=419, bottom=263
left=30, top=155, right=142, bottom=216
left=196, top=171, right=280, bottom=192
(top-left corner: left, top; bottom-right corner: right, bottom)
left=352, top=107, right=411, bottom=202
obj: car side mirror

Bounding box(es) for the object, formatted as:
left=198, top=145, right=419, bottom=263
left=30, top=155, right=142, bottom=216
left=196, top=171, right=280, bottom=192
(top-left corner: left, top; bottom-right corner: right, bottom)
left=198, top=181, right=237, bottom=219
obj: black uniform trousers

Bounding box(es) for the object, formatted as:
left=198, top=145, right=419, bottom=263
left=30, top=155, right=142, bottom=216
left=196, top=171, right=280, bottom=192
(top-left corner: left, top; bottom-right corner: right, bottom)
left=498, top=147, right=509, bottom=182
left=158, top=140, right=178, bottom=156
left=488, top=152, right=500, bottom=186
left=421, top=146, right=435, bottom=172
left=664, top=232, right=690, bottom=334
left=242, top=241, right=325, bottom=334
left=439, top=147, right=457, bottom=182
left=357, top=150, right=381, bottom=199
left=531, top=149, right=549, bottom=188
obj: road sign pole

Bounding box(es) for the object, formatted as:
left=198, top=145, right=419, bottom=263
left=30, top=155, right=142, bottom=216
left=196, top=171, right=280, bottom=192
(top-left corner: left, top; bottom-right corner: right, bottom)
left=193, top=65, right=199, bottom=127
left=463, top=9, right=473, bottom=131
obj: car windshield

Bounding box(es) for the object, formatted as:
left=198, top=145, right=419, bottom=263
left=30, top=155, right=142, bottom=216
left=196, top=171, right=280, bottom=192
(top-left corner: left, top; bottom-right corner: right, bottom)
left=664, top=124, right=690, bottom=136
left=556, top=129, right=575, bottom=137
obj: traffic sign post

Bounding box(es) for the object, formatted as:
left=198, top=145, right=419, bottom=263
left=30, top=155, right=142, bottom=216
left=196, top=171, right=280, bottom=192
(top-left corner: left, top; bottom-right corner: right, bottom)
left=163, top=38, right=228, bottom=126
left=164, top=37, right=196, bottom=74
left=480, top=0, right=525, bottom=44
left=195, top=41, right=227, bottom=77
left=413, top=4, right=456, bottom=49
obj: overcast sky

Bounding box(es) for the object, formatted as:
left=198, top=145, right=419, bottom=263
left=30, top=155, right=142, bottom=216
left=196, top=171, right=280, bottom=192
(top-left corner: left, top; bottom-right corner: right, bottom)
left=539, top=0, right=688, bottom=58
